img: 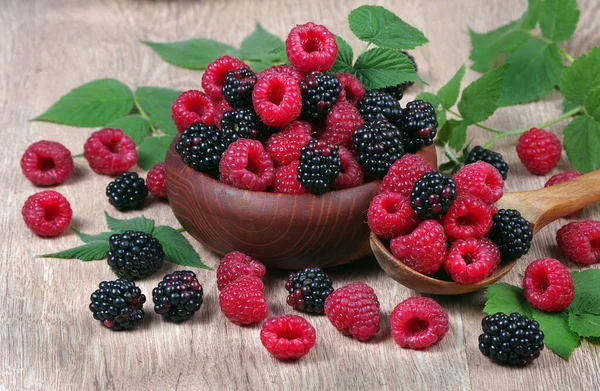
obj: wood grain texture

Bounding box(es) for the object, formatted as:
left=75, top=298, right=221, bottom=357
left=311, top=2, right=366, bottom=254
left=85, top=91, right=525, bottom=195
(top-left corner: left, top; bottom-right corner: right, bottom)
left=1, top=0, right=599, bottom=390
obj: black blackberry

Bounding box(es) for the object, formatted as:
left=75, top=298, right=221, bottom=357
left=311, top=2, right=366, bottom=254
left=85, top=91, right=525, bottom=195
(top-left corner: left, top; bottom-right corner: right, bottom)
left=285, top=266, right=334, bottom=314
left=175, top=122, right=228, bottom=175
left=466, top=145, right=510, bottom=180
left=105, top=172, right=148, bottom=211
left=299, top=71, right=342, bottom=120
left=410, top=172, right=457, bottom=219
left=152, top=271, right=204, bottom=322
left=479, top=312, right=544, bottom=366
left=297, top=140, right=342, bottom=194
left=352, top=119, right=405, bottom=179
left=378, top=51, right=417, bottom=99
left=222, top=68, right=257, bottom=108
left=107, top=230, right=164, bottom=279
left=357, top=90, right=402, bottom=124
left=220, top=108, right=271, bottom=144
left=89, top=278, right=146, bottom=330
left=398, top=99, right=438, bottom=153
left=489, top=209, right=533, bottom=261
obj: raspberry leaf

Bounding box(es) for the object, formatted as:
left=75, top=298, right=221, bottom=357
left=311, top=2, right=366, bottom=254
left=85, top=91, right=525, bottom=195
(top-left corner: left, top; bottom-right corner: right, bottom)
left=104, top=211, right=155, bottom=234
left=353, top=48, right=424, bottom=90
left=38, top=241, right=110, bottom=261
left=562, top=98, right=580, bottom=114
left=584, top=87, right=600, bottom=122
left=437, top=65, right=466, bottom=109
left=70, top=227, right=113, bottom=243
left=468, top=24, right=528, bottom=74
left=571, top=269, right=600, bottom=295
left=559, top=47, right=600, bottom=105
left=105, top=115, right=151, bottom=145
left=483, top=283, right=532, bottom=317
left=539, top=0, right=580, bottom=43
left=239, top=23, right=284, bottom=64
left=329, top=35, right=354, bottom=74
left=134, top=87, right=181, bottom=135
left=530, top=308, right=580, bottom=360
left=137, top=135, right=174, bottom=170
left=142, top=39, right=240, bottom=70
left=563, top=115, right=600, bottom=173
left=152, top=226, right=211, bottom=270
left=568, top=313, right=600, bottom=338
left=457, top=64, right=508, bottom=124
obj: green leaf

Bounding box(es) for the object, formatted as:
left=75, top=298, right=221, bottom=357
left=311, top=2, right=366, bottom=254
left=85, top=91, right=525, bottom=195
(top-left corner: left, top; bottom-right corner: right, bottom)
left=35, top=79, right=134, bottom=127
left=569, top=313, right=600, bottom=338
left=437, top=65, right=466, bottom=109
left=134, top=87, right=181, bottom=135
left=563, top=99, right=580, bottom=114
left=415, top=92, right=439, bottom=106
left=539, top=0, right=579, bottom=42
left=448, top=121, right=468, bottom=151
left=438, top=161, right=458, bottom=172
left=38, top=241, right=109, bottom=261
left=137, top=135, right=174, bottom=170
left=531, top=309, right=580, bottom=360
left=563, top=115, right=600, bottom=173
left=468, top=23, right=529, bottom=73
left=70, top=227, right=113, bottom=243
left=329, top=35, right=354, bottom=74
left=584, top=88, right=600, bottom=122
left=239, top=23, right=284, bottom=63
left=559, top=47, right=600, bottom=105
left=572, top=269, right=600, bottom=295
left=152, top=226, right=211, bottom=270
left=483, top=283, right=532, bottom=316
left=245, top=60, right=276, bottom=73
left=569, top=293, right=600, bottom=316
left=142, top=39, right=239, bottom=70
left=353, top=48, right=425, bottom=90
left=437, top=119, right=461, bottom=145
left=105, top=115, right=151, bottom=144
left=458, top=64, right=508, bottom=124
left=104, top=211, right=155, bottom=234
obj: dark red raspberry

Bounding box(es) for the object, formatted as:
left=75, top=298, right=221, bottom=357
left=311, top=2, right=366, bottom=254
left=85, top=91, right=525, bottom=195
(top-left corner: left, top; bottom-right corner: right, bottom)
left=216, top=251, right=266, bottom=291
left=441, top=195, right=494, bottom=240
left=390, top=220, right=447, bottom=275
left=444, top=238, right=501, bottom=284
left=146, top=162, right=167, bottom=199
left=321, top=101, right=364, bottom=149
left=324, top=282, right=380, bottom=341
left=272, top=161, right=309, bottom=194
left=260, top=315, right=316, bottom=360
left=83, top=128, right=137, bottom=176
left=213, top=99, right=232, bottom=129
left=285, top=22, right=337, bottom=73
left=336, top=73, right=366, bottom=106
left=545, top=171, right=584, bottom=217
left=368, top=192, right=419, bottom=239
left=453, top=161, right=504, bottom=205
left=390, top=297, right=449, bottom=350
left=523, top=258, right=574, bottom=312
left=21, top=140, right=73, bottom=186
left=379, top=154, right=434, bottom=197
left=516, top=128, right=562, bottom=175
left=265, top=120, right=313, bottom=166
left=219, top=139, right=275, bottom=191
left=252, top=73, right=302, bottom=128
left=22, top=190, right=72, bottom=237
left=218, top=276, right=268, bottom=325
left=171, top=90, right=216, bottom=132
left=257, top=65, right=304, bottom=83
left=332, top=146, right=363, bottom=190
left=201, top=56, right=250, bottom=99
left=556, top=220, right=600, bottom=265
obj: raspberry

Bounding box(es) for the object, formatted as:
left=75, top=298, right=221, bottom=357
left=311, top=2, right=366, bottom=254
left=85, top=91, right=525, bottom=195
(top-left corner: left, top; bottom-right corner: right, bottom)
left=89, top=279, right=145, bottom=330
left=219, top=139, right=275, bottom=191
left=257, top=64, right=304, bottom=83
left=272, top=161, right=309, bottom=194
left=444, top=238, right=501, bottom=284
left=175, top=122, right=228, bottom=175
left=146, top=162, right=167, bottom=199
left=105, top=172, right=148, bottom=211
left=516, top=128, right=562, bottom=175
left=368, top=192, right=419, bottom=239
left=489, top=209, right=533, bottom=261
left=216, top=251, right=266, bottom=291
left=357, top=91, right=402, bottom=124
left=83, top=128, right=137, bottom=176
left=379, top=154, right=434, bottom=196
left=171, top=90, right=216, bottom=132
left=213, top=99, right=232, bottom=128
left=222, top=68, right=257, bottom=108
left=352, top=119, right=405, bottom=179
left=545, top=171, right=584, bottom=217
left=285, top=22, right=337, bottom=73
left=285, top=267, right=333, bottom=314
left=252, top=73, right=302, bottom=128
left=297, top=140, right=341, bottom=194
left=441, top=195, right=493, bottom=240
left=453, top=161, right=504, bottom=205
left=378, top=51, right=417, bottom=99
left=523, top=258, right=574, bottom=312
left=260, top=315, right=316, bottom=360
left=390, top=297, right=449, bottom=350
left=324, top=282, right=380, bottom=341
left=299, top=71, right=342, bottom=120
left=220, top=108, right=270, bottom=144
left=152, top=271, right=203, bottom=322
left=321, top=101, right=364, bottom=149
left=390, top=220, right=447, bottom=275
left=219, top=276, right=268, bottom=325
left=22, top=190, right=72, bottom=237
left=265, top=120, right=313, bottom=166
left=332, top=146, right=363, bottom=190
left=107, top=230, right=164, bottom=279
left=398, top=100, right=438, bottom=153
left=466, top=146, right=509, bottom=180
left=20, top=140, right=73, bottom=186
left=410, top=172, right=457, bottom=219
left=335, top=73, right=366, bottom=106
left=201, top=56, right=250, bottom=99
left=556, top=220, right=600, bottom=265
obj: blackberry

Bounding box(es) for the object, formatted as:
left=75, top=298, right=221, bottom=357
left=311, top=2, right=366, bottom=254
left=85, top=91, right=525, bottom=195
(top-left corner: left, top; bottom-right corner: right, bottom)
left=285, top=266, right=334, bottom=314
left=105, top=172, right=148, bottom=211
left=297, top=140, right=341, bottom=195
left=466, top=145, right=509, bottom=180
left=378, top=51, right=417, bottom=99
left=89, top=278, right=146, bottom=330
left=357, top=90, right=402, bottom=124
left=222, top=68, right=257, bottom=108
left=175, top=122, right=228, bottom=175
left=410, top=172, right=457, bottom=219
left=352, top=119, right=405, bottom=179
left=299, top=71, right=342, bottom=120
left=398, top=100, right=438, bottom=153
left=152, top=271, right=204, bottom=322
left=489, top=209, right=533, bottom=261
left=220, top=108, right=271, bottom=144
left=107, top=230, right=164, bottom=279
left=479, top=312, right=544, bottom=366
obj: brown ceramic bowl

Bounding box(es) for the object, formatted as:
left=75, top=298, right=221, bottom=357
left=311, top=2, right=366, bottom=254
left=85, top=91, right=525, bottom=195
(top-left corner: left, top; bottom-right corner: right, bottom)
left=165, top=139, right=437, bottom=269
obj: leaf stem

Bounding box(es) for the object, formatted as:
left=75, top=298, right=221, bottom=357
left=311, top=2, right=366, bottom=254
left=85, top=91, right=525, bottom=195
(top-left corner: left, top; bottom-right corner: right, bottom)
left=558, top=47, right=576, bottom=64
left=72, top=153, right=83, bottom=158
left=176, top=227, right=185, bottom=233
left=444, top=143, right=461, bottom=166
left=134, top=99, right=159, bottom=135
left=446, top=108, right=504, bottom=134
left=528, top=31, right=575, bottom=64
left=358, top=42, right=372, bottom=58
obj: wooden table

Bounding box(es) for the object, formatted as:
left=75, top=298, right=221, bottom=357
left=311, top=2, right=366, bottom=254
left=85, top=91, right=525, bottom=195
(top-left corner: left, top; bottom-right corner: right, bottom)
left=2, top=0, right=599, bottom=389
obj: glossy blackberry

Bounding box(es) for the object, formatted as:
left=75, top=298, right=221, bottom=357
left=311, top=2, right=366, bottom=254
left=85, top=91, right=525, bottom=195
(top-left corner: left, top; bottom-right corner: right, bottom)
left=466, top=146, right=509, bottom=180
left=378, top=51, right=417, bottom=99
left=299, top=71, right=342, bottom=120
left=352, top=119, right=405, bottom=179
left=89, top=278, right=146, bottom=330
left=357, top=90, right=402, bottom=124
left=175, top=122, right=228, bottom=175
left=297, top=140, right=341, bottom=194
left=107, top=230, right=164, bottom=279
left=222, top=68, right=257, bottom=108
left=153, top=271, right=204, bottom=322
left=479, top=312, right=544, bottom=366
left=410, top=172, right=457, bottom=219
left=220, top=108, right=271, bottom=144
left=285, top=266, right=334, bottom=314
left=105, top=172, right=148, bottom=211
left=488, top=209, right=533, bottom=261
left=398, top=100, right=438, bottom=153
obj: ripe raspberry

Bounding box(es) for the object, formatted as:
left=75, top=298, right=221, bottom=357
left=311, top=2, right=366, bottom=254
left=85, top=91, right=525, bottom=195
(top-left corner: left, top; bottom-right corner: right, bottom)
left=441, top=195, right=493, bottom=240
left=378, top=51, right=417, bottom=99
left=285, top=267, right=333, bottom=314
left=556, top=220, right=600, bottom=265
left=321, top=101, right=364, bottom=149
left=285, top=22, right=337, bottom=73
left=219, top=276, right=268, bottom=325
left=489, top=209, right=533, bottom=261
left=297, top=140, right=341, bottom=194
left=175, top=122, right=228, bottom=175
left=444, top=238, right=501, bottom=284
left=390, top=220, right=447, bottom=275
left=171, top=90, right=216, bottom=132
left=83, top=128, right=137, bottom=176
left=357, top=91, right=402, bottom=124
left=272, top=161, right=309, bottom=194
left=368, top=192, right=419, bottom=239
left=466, top=146, right=509, bottom=180
left=201, top=56, right=250, bottom=99
left=21, top=140, right=73, bottom=186
left=222, top=68, right=257, bottom=108
left=260, top=315, right=317, bottom=360
left=336, top=73, right=366, bottom=106
left=390, top=297, right=449, bottom=349
left=324, top=282, right=380, bottom=341
left=219, top=139, right=275, bottom=191
left=213, top=99, right=232, bottom=128
left=146, top=162, right=167, bottom=199
left=265, top=120, right=313, bottom=166
left=523, top=258, right=574, bottom=312
left=379, top=154, right=434, bottom=197
left=216, top=251, right=266, bottom=291
left=22, top=190, right=72, bottom=237
left=545, top=171, right=584, bottom=217
left=352, top=119, right=405, bottom=179
left=453, top=161, right=504, bottom=205
left=252, top=73, right=302, bottom=128
left=398, top=100, right=438, bottom=153
left=257, top=64, right=304, bottom=83
left=516, top=128, right=562, bottom=175
left=332, top=146, right=363, bottom=190
left=152, top=271, right=203, bottom=322
left=410, top=172, right=457, bottom=219
left=105, top=172, right=148, bottom=211
left=299, top=71, right=342, bottom=120
left=220, top=108, right=270, bottom=144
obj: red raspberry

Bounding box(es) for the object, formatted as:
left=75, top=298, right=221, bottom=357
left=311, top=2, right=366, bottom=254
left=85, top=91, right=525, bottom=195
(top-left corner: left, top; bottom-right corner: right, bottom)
left=516, top=128, right=562, bottom=175
left=285, top=22, right=337, bottom=73
left=441, top=195, right=493, bottom=240
left=336, top=73, right=366, bottom=106
left=213, top=98, right=232, bottom=129
left=272, top=161, right=309, bottom=194
left=83, top=128, right=137, bottom=176
left=453, top=161, right=503, bottom=205
left=260, top=315, right=316, bottom=360
left=265, top=121, right=312, bottom=166
left=219, top=139, right=275, bottom=191
left=390, top=297, right=449, bottom=350
left=379, top=154, right=434, bottom=197
left=444, top=238, right=501, bottom=284
left=324, top=282, right=380, bottom=341
left=556, top=220, right=600, bottom=265
left=390, top=220, right=447, bottom=275
left=523, top=258, right=574, bottom=312
left=545, top=171, right=584, bottom=217
left=22, top=190, right=72, bottom=237
left=368, top=192, right=419, bottom=239
left=20, top=140, right=74, bottom=186
left=321, top=101, right=364, bottom=149
left=146, top=162, right=167, bottom=199
left=216, top=251, right=266, bottom=291
left=201, top=56, right=250, bottom=99
left=218, top=276, right=268, bottom=325
left=252, top=74, right=302, bottom=128
left=332, top=146, right=363, bottom=190
left=171, top=90, right=215, bottom=132
left=257, top=65, right=303, bottom=83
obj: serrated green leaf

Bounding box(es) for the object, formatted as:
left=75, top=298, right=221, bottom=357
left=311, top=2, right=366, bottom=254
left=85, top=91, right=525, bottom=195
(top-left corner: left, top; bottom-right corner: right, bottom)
left=353, top=48, right=425, bottom=90
left=438, top=161, right=458, bottom=172
left=436, top=107, right=447, bottom=130
left=329, top=35, right=354, bottom=74
left=415, top=92, right=439, bottom=107
left=449, top=121, right=468, bottom=151
left=239, top=23, right=284, bottom=63
left=136, top=135, right=174, bottom=170
left=559, top=47, right=600, bottom=105
left=468, top=23, right=529, bottom=73
left=563, top=115, right=600, bottom=173
left=569, top=293, right=600, bottom=316
left=569, top=313, right=600, bottom=338
left=437, top=65, right=466, bottom=109
left=572, top=269, right=600, bottom=295
left=105, top=115, right=151, bottom=145
left=522, top=0, right=543, bottom=29
left=104, top=211, right=155, bottom=234
left=35, top=79, right=134, bottom=127
left=584, top=88, right=600, bottom=122
left=531, top=309, right=580, bottom=360
left=135, top=87, right=181, bottom=135
left=458, top=64, right=508, bottom=124
left=38, top=241, right=109, bottom=261
left=437, top=119, right=461, bottom=145
left=142, top=39, right=239, bottom=70
left=70, top=227, right=113, bottom=243
left=483, top=283, right=532, bottom=316
left=539, top=0, right=579, bottom=43
left=152, top=226, right=211, bottom=270
left=563, top=99, right=580, bottom=114
left=246, top=60, right=276, bottom=73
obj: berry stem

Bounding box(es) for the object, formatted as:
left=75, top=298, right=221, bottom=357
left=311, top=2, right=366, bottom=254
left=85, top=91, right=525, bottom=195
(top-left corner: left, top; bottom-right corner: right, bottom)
left=176, top=227, right=185, bottom=233
left=134, top=99, right=159, bottom=135
left=443, top=142, right=461, bottom=166
left=446, top=108, right=504, bottom=134
left=71, top=153, right=83, bottom=158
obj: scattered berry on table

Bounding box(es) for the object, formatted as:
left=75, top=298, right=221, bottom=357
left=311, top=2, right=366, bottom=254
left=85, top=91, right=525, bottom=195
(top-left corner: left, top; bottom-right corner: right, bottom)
left=260, top=314, right=317, bottom=360
left=453, top=161, right=504, bottom=205
left=444, top=238, right=501, bottom=284
left=321, top=101, right=364, bottom=149
left=357, top=90, right=402, bottom=124
left=219, top=139, right=275, bottom=191
left=20, top=140, right=73, bottom=186
left=22, top=190, right=72, bottom=237
left=516, top=128, right=561, bottom=175
left=410, top=171, right=457, bottom=219
left=545, top=171, right=584, bottom=217
left=257, top=64, right=303, bottom=83
left=153, top=271, right=204, bottom=322
left=265, top=120, right=313, bottom=167
left=556, top=220, right=600, bottom=265
left=107, top=230, right=164, bottom=279
left=175, top=122, right=228, bottom=175
left=146, top=162, right=167, bottom=199
left=352, top=119, right=405, bottom=179
left=89, top=278, right=145, bottom=331
left=171, top=90, right=216, bottom=132
left=441, top=195, right=494, bottom=240
left=272, top=161, right=309, bottom=194
left=324, top=282, right=380, bottom=341
left=398, top=100, right=438, bottom=153
left=216, top=251, right=266, bottom=291
left=368, top=192, right=419, bottom=239
left=523, top=258, right=574, bottom=312
left=201, top=55, right=250, bottom=99
left=213, top=99, right=232, bottom=128
left=331, top=146, right=363, bottom=190
left=390, top=220, right=447, bottom=275
left=299, top=71, right=342, bottom=120
left=377, top=51, right=417, bottom=99
left=379, top=153, right=434, bottom=197
left=252, top=73, right=302, bottom=128
left=335, top=73, right=366, bottom=106
left=488, top=209, right=533, bottom=262
left=390, top=297, right=449, bottom=349
left=105, top=172, right=148, bottom=211
left=285, top=266, right=334, bottom=314
left=222, top=67, right=257, bottom=108
left=83, top=128, right=137, bottom=176
left=285, top=22, right=337, bottom=73
left=466, top=146, right=509, bottom=180
left=296, top=140, right=341, bottom=194
left=220, top=108, right=270, bottom=144
left=219, top=275, right=268, bottom=325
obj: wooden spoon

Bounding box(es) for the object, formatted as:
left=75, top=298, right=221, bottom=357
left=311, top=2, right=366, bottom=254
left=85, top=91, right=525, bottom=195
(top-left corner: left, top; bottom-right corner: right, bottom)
left=372, top=170, right=600, bottom=295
